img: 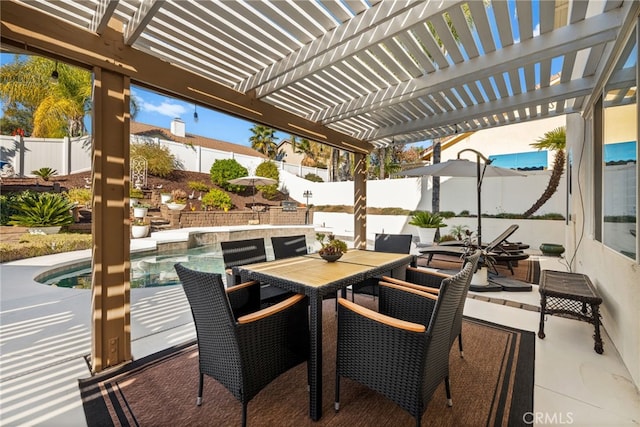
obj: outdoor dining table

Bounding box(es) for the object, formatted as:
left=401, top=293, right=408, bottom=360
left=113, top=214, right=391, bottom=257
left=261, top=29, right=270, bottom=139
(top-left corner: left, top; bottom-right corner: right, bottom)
left=234, top=249, right=414, bottom=421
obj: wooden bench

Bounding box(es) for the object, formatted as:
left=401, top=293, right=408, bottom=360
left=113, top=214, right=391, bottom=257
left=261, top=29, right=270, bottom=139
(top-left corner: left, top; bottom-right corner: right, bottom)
left=538, top=270, right=603, bottom=354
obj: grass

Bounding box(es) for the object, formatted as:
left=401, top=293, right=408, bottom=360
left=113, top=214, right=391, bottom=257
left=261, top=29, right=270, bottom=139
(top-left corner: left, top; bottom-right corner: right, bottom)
left=0, top=232, right=92, bottom=263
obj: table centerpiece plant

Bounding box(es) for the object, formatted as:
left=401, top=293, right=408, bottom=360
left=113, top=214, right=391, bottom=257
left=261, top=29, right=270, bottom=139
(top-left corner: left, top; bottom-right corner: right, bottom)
left=316, top=232, right=348, bottom=262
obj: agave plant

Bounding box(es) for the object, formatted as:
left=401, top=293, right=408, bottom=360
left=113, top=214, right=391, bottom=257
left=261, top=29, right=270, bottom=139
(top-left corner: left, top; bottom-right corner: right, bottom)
left=8, top=192, right=74, bottom=227
left=408, top=211, right=447, bottom=229
left=31, top=167, right=58, bottom=182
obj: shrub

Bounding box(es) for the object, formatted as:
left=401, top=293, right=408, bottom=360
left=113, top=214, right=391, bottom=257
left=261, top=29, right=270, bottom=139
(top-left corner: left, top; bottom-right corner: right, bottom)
left=255, top=161, right=279, bottom=200
left=439, top=210, right=456, bottom=219
left=209, top=159, right=247, bottom=192
left=450, top=224, right=471, bottom=240
left=129, top=188, right=144, bottom=199
left=0, top=193, right=22, bottom=225
left=131, top=143, right=176, bottom=178
left=32, top=167, right=58, bottom=181
left=66, top=188, right=93, bottom=206
left=187, top=181, right=210, bottom=192
left=369, top=207, right=409, bottom=215
left=304, top=173, right=324, bottom=182
left=201, top=188, right=232, bottom=211
left=8, top=192, right=75, bottom=227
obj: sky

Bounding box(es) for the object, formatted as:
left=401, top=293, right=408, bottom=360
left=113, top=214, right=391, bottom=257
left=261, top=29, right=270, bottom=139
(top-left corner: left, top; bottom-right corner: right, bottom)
left=130, top=85, right=279, bottom=147
left=1, top=0, right=560, bottom=149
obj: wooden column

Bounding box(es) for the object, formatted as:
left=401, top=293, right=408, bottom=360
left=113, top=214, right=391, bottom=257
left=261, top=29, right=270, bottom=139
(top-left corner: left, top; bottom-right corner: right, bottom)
left=353, top=152, right=367, bottom=250
left=90, top=67, right=131, bottom=372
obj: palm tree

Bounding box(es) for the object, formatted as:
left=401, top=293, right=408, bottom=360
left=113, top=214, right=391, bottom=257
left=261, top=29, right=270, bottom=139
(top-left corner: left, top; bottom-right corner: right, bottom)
left=249, top=124, right=279, bottom=158
left=2, top=55, right=140, bottom=138
left=522, top=126, right=566, bottom=217
left=1, top=56, right=91, bottom=137
left=292, top=136, right=318, bottom=166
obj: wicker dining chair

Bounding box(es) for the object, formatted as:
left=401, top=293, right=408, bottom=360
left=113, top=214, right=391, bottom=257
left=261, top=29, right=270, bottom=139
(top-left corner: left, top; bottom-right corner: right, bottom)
left=271, top=235, right=308, bottom=259
left=221, top=238, right=290, bottom=303
left=379, top=250, right=480, bottom=357
left=350, top=233, right=413, bottom=301
left=174, top=264, right=310, bottom=427
left=335, top=259, right=475, bottom=427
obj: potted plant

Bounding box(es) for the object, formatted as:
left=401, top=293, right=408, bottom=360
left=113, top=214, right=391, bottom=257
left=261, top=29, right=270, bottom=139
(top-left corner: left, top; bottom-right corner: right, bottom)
left=8, top=191, right=74, bottom=234
left=160, top=192, right=172, bottom=204
left=131, top=218, right=150, bottom=238
left=167, top=189, right=187, bottom=210
left=130, top=188, right=144, bottom=207
left=316, top=232, right=348, bottom=262
left=408, top=211, right=447, bottom=244
left=133, top=202, right=150, bottom=218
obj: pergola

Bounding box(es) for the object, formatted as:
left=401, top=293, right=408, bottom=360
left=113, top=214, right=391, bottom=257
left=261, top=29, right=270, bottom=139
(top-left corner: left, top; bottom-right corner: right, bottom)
left=1, top=0, right=637, bottom=373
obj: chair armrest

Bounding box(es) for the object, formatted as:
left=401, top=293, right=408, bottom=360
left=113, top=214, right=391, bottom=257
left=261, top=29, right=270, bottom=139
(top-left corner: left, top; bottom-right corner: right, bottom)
left=407, top=266, right=450, bottom=279
left=226, top=280, right=259, bottom=293
left=237, top=294, right=306, bottom=324
left=381, top=275, right=440, bottom=295
left=405, top=266, right=450, bottom=289
left=379, top=281, right=438, bottom=300
left=338, top=298, right=425, bottom=333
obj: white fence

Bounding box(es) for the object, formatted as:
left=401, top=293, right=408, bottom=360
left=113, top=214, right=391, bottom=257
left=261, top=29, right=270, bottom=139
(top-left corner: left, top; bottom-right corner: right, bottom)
left=1, top=134, right=329, bottom=181
left=2, top=134, right=570, bottom=219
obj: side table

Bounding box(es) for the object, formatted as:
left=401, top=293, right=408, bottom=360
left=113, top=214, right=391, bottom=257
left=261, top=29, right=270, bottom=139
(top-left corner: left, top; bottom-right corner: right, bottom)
left=538, top=270, right=604, bottom=354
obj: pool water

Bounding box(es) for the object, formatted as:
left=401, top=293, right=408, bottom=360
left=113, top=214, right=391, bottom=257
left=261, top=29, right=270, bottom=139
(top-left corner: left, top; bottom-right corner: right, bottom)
left=38, top=244, right=235, bottom=289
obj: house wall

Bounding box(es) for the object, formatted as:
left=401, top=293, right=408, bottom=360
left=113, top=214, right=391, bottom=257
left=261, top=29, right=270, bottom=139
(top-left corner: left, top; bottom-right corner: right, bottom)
left=445, top=116, right=567, bottom=167
left=567, top=113, right=640, bottom=389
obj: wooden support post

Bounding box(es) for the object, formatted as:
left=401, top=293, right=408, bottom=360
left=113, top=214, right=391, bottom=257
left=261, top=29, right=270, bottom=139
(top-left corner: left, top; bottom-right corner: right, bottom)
left=90, top=67, right=131, bottom=372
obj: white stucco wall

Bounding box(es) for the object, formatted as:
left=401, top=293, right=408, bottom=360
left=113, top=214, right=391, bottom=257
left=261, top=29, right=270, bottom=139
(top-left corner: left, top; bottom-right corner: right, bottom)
left=566, top=113, right=640, bottom=389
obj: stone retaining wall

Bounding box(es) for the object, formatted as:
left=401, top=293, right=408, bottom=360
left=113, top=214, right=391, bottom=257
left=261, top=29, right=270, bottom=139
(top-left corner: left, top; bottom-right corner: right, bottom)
left=162, top=206, right=313, bottom=228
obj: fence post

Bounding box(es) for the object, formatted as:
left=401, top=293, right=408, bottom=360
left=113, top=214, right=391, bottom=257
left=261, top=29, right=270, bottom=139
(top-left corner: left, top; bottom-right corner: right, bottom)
left=15, top=135, right=25, bottom=176
left=62, top=136, right=70, bottom=175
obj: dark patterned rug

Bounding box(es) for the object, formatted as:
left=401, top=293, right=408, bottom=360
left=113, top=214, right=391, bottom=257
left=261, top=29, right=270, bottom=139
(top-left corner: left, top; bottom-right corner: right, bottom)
left=79, top=297, right=534, bottom=427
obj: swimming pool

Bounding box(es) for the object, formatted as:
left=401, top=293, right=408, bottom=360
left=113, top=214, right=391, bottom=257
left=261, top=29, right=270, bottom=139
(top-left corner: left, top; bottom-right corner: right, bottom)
left=37, top=244, right=244, bottom=289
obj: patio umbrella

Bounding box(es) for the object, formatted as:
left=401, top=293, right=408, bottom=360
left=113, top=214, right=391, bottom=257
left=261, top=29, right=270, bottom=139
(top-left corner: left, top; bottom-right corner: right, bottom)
left=228, top=175, right=278, bottom=208
left=396, top=157, right=525, bottom=246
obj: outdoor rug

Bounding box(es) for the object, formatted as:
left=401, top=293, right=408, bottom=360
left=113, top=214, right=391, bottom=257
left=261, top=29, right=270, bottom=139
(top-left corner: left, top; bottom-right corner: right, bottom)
left=79, top=298, right=534, bottom=427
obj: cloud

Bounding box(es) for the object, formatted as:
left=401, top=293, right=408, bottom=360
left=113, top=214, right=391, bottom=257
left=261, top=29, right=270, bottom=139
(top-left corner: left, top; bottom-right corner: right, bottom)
left=133, top=90, right=187, bottom=118
left=142, top=100, right=186, bottom=118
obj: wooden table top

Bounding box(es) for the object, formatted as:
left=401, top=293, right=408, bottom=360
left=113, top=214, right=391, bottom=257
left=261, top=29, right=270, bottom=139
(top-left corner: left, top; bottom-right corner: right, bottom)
left=237, top=250, right=413, bottom=290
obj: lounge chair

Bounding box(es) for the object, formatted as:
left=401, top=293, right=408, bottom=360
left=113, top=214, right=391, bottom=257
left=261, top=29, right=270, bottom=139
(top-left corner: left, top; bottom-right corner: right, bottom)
left=419, top=224, right=529, bottom=275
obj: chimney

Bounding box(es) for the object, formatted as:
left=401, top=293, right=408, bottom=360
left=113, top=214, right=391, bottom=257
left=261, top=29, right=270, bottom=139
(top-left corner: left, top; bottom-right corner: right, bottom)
left=171, top=118, right=185, bottom=137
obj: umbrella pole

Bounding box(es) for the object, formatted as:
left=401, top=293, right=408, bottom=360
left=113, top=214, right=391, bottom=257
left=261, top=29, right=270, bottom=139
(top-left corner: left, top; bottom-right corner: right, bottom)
left=476, top=160, right=482, bottom=248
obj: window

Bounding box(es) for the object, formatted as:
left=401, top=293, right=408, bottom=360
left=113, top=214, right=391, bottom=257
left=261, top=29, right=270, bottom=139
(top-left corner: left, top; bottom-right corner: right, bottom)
left=601, top=26, right=637, bottom=260
left=488, top=151, right=547, bottom=171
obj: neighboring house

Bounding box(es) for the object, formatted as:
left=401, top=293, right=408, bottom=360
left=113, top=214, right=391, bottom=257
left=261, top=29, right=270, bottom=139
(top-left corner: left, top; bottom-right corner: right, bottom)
left=419, top=116, right=566, bottom=171
left=130, top=119, right=267, bottom=160
left=275, top=138, right=305, bottom=165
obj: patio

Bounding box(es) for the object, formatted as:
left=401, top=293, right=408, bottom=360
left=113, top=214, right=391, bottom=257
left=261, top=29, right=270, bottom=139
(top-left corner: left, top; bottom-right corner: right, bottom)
left=1, top=1, right=639, bottom=424
left=1, top=236, right=638, bottom=425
